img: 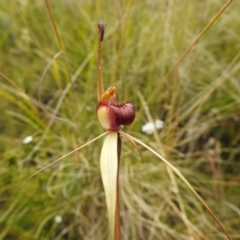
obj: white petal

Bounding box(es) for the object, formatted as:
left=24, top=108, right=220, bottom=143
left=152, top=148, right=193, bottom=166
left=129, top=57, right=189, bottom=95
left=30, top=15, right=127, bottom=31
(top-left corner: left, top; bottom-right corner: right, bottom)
left=142, top=122, right=155, bottom=135
left=100, top=132, right=118, bottom=239
left=22, top=135, right=33, bottom=144
left=54, top=215, right=62, bottom=224
left=155, top=119, right=164, bottom=129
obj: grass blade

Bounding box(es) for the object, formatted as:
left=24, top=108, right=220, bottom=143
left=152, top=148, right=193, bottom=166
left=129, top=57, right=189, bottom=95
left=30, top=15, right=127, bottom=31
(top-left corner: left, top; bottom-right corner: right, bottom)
left=120, top=132, right=232, bottom=240
left=9, top=132, right=108, bottom=193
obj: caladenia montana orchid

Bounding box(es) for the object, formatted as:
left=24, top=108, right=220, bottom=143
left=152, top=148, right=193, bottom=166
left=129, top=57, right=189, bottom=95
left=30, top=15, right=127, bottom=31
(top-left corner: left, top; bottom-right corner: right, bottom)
left=95, top=23, right=231, bottom=240
left=16, top=23, right=232, bottom=240
left=96, top=23, right=231, bottom=240
left=97, top=86, right=135, bottom=132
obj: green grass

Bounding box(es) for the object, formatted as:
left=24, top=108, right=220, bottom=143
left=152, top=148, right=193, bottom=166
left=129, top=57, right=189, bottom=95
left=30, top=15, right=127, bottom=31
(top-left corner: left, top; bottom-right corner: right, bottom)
left=0, top=0, right=240, bottom=239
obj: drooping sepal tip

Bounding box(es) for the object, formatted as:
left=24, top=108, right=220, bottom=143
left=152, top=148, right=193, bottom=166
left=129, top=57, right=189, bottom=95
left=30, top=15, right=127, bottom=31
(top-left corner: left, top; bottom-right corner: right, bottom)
left=98, top=22, right=104, bottom=42
left=97, top=22, right=104, bottom=101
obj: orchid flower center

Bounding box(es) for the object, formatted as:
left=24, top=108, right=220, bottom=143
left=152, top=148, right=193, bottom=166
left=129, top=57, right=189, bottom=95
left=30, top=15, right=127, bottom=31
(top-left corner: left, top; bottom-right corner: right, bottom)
left=97, top=86, right=135, bottom=132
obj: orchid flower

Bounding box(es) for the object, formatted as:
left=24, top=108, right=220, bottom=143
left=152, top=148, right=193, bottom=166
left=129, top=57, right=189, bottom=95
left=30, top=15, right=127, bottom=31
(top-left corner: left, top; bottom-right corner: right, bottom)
left=17, top=23, right=232, bottom=240
left=95, top=24, right=231, bottom=240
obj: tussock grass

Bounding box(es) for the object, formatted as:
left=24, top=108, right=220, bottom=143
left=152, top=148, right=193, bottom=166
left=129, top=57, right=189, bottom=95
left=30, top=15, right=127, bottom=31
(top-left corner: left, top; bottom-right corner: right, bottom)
left=0, top=0, right=239, bottom=239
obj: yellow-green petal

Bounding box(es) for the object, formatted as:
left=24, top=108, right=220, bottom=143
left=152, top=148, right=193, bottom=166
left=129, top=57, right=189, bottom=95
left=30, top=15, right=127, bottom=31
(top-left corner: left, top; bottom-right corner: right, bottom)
left=100, top=132, right=119, bottom=240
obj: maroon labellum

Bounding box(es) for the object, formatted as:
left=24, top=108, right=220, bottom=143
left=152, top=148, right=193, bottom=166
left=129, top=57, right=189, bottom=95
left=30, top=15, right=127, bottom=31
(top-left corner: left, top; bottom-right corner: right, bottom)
left=110, top=103, right=135, bottom=126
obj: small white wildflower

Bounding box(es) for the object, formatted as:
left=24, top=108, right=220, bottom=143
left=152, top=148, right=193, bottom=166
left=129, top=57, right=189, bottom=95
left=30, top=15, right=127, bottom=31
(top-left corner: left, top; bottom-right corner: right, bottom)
left=155, top=119, right=164, bottom=130
left=22, top=136, right=33, bottom=144
left=54, top=215, right=62, bottom=224
left=142, top=122, right=155, bottom=135
left=142, top=120, right=164, bottom=135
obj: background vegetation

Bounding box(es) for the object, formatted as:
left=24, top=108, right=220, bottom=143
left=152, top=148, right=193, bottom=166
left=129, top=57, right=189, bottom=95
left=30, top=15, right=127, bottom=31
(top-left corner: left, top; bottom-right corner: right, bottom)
left=0, top=0, right=239, bottom=239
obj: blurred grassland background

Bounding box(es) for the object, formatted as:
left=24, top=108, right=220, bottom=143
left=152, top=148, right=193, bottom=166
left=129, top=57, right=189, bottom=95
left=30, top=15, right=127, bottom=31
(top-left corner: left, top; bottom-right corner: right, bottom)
left=0, top=0, right=240, bottom=239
